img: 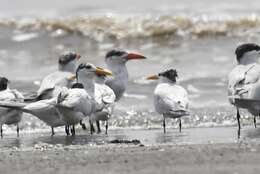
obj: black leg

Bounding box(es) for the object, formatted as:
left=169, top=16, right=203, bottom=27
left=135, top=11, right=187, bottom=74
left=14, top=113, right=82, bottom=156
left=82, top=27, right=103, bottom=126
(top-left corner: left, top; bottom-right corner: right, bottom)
left=254, top=116, right=257, bottom=128
left=70, top=125, right=75, bottom=136
left=237, top=108, right=241, bottom=139
left=80, top=120, right=87, bottom=130
left=96, top=121, right=101, bottom=134
left=51, top=127, right=55, bottom=136
left=65, top=125, right=70, bottom=136
left=17, top=124, right=19, bottom=137
left=1, top=125, right=3, bottom=138
left=179, top=119, right=182, bottom=133
left=105, top=121, right=108, bottom=135
left=89, top=120, right=95, bottom=134
left=163, top=117, right=166, bottom=134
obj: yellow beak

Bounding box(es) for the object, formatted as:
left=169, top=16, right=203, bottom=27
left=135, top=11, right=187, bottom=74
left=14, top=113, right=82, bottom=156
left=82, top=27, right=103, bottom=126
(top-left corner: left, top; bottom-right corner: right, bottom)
left=95, top=67, right=113, bottom=76
left=67, top=74, right=76, bottom=81
left=146, top=74, right=159, bottom=80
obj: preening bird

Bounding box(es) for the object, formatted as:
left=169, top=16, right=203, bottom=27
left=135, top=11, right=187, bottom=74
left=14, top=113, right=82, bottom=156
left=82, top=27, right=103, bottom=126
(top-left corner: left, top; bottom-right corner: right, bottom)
left=147, top=69, right=189, bottom=133
left=228, top=43, right=260, bottom=138
left=0, top=77, right=24, bottom=137
left=92, top=73, right=116, bottom=134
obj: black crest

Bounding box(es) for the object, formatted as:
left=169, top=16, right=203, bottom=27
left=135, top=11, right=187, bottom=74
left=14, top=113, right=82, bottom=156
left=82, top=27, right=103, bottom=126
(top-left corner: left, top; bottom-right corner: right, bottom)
left=58, top=51, right=78, bottom=65
left=105, top=49, right=126, bottom=59
left=0, top=77, right=8, bottom=91
left=159, top=69, right=178, bottom=82
left=235, top=43, right=260, bottom=61
left=71, top=83, right=84, bottom=89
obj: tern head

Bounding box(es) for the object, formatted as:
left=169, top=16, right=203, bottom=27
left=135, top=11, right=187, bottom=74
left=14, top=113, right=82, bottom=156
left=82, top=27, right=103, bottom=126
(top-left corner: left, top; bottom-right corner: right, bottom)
left=147, top=69, right=178, bottom=83
left=69, top=63, right=113, bottom=81
left=235, top=43, right=260, bottom=63
left=58, top=51, right=81, bottom=72
left=105, top=49, right=146, bottom=65
left=0, top=77, right=9, bottom=91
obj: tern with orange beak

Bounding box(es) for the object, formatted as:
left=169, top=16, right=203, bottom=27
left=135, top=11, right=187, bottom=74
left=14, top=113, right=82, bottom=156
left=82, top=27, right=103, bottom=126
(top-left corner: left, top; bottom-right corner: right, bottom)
left=147, top=69, right=189, bottom=133
left=73, top=63, right=114, bottom=134
left=105, top=49, right=146, bottom=101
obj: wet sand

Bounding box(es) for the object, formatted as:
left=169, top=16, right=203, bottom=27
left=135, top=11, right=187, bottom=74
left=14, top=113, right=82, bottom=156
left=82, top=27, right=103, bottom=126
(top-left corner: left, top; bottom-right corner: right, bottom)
left=0, top=126, right=260, bottom=173
left=1, top=142, right=260, bottom=174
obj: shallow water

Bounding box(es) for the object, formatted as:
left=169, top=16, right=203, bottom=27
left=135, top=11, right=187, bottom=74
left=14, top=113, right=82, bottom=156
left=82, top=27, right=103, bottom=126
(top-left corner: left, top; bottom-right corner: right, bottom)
left=1, top=126, right=260, bottom=150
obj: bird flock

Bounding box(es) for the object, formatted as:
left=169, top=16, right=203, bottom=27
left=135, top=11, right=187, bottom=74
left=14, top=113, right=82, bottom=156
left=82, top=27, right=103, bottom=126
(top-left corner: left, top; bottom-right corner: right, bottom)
left=0, top=43, right=259, bottom=139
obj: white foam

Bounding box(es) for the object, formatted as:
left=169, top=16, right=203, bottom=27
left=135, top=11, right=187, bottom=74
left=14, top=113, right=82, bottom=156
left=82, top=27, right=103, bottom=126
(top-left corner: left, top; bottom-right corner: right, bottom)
left=12, top=33, right=38, bottom=42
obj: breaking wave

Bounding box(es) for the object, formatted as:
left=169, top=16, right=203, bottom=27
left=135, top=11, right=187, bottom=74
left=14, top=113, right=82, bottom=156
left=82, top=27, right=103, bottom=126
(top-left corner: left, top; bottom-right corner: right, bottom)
left=1, top=14, right=260, bottom=42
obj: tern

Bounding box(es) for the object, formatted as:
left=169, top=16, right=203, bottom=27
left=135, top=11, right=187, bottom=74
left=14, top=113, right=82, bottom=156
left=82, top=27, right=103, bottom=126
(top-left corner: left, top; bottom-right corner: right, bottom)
left=0, top=77, right=24, bottom=138
left=228, top=43, right=260, bottom=138
left=0, top=63, right=112, bottom=136
left=27, top=51, right=81, bottom=101
left=147, top=69, right=189, bottom=133
left=74, top=63, right=113, bottom=134
left=92, top=73, right=116, bottom=134
left=105, top=49, right=146, bottom=101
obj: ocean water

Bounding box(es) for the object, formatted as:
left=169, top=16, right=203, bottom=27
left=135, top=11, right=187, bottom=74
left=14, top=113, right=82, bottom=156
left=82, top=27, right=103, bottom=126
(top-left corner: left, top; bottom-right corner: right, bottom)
left=1, top=0, right=260, bottom=133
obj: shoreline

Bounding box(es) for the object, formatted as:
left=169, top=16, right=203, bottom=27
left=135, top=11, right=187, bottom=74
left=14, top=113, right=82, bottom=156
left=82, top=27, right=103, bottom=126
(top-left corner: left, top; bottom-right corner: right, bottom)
left=1, top=142, right=260, bottom=174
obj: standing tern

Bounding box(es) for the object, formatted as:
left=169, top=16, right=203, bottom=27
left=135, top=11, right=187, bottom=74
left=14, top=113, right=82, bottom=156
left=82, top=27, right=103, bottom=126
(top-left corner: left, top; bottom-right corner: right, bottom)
left=147, top=69, right=189, bottom=133
left=92, top=73, right=116, bottom=134
left=29, top=51, right=81, bottom=101
left=228, top=43, right=260, bottom=138
left=105, top=49, right=146, bottom=101
left=74, top=63, right=113, bottom=134
left=0, top=77, right=24, bottom=137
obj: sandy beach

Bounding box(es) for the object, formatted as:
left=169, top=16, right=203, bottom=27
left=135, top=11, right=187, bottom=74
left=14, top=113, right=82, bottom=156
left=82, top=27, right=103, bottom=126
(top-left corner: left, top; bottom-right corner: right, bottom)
left=0, top=141, right=260, bottom=174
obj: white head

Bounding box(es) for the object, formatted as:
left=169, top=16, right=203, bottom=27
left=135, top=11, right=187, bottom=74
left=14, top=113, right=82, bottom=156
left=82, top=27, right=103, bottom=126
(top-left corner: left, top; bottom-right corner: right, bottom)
left=75, top=63, right=113, bottom=82
left=235, top=43, right=260, bottom=65
left=58, top=51, right=81, bottom=72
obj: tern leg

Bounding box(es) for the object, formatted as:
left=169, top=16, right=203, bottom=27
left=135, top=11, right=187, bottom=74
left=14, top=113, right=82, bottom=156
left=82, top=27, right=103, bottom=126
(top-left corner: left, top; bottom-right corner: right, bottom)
left=179, top=118, right=182, bottom=133
left=51, top=127, right=55, bottom=136
left=254, top=116, right=257, bottom=128
left=71, top=125, right=75, bottom=136
left=65, top=125, right=70, bottom=136
left=1, top=124, right=3, bottom=138
left=163, top=117, right=166, bottom=134
left=237, top=108, right=241, bottom=139
left=96, top=121, right=101, bottom=134
left=17, top=124, right=19, bottom=137
left=105, top=121, right=108, bottom=135
left=89, top=120, right=95, bottom=134
left=80, top=120, right=87, bottom=130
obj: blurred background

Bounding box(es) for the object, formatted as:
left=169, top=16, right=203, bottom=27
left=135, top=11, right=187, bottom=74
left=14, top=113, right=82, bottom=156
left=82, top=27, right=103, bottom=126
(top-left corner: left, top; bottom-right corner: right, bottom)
left=1, top=0, right=260, bottom=131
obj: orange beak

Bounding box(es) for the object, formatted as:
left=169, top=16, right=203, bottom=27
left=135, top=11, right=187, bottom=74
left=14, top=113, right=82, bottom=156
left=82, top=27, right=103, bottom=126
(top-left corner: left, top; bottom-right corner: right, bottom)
left=127, top=53, right=146, bottom=60
left=146, top=75, right=159, bottom=80
left=95, top=67, right=113, bottom=76
left=67, top=74, right=76, bottom=81
left=75, top=53, right=81, bottom=60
